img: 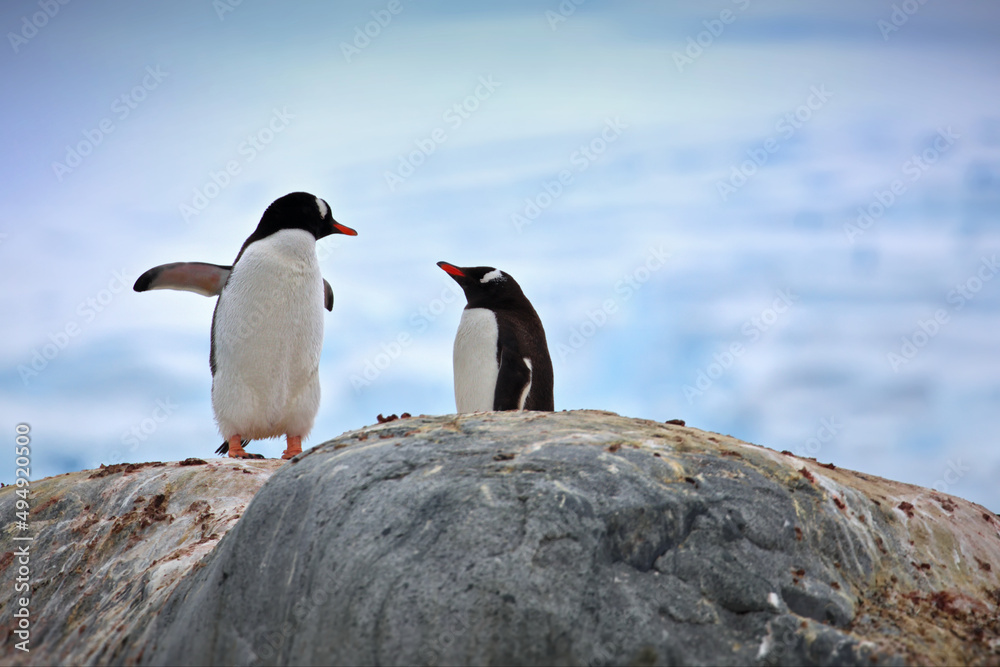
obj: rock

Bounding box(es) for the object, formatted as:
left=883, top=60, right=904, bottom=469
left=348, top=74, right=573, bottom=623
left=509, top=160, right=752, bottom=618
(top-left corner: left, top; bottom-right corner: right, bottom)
left=1, top=411, right=997, bottom=666
left=0, top=458, right=282, bottom=665
left=127, top=411, right=998, bottom=666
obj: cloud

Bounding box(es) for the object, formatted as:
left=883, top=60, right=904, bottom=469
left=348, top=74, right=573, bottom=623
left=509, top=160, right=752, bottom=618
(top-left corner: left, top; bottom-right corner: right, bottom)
left=2, top=2, right=999, bottom=510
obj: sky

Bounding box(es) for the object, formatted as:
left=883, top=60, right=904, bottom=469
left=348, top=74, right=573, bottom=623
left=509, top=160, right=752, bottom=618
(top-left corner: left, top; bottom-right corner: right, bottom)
left=1, top=1, right=998, bottom=511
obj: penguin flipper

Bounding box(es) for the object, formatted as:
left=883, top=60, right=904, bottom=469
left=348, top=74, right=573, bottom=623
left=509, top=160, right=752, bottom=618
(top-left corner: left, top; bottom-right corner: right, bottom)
left=323, top=279, right=334, bottom=311
left=493, top=345, right=533, bottom=411
left=134, top=262, right=232, bottom=297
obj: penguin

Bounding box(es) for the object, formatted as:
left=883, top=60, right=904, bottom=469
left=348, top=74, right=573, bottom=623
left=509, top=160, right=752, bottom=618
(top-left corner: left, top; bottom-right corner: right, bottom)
left=134, top=192, right=357, bottom=459
left=437, top=262, right=553, bottom=413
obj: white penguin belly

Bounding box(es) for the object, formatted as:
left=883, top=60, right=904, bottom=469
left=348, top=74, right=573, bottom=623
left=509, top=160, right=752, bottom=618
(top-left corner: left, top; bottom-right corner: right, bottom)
left=212, top=229, right=324, bottom=440
left=453, top=308, right=499, bottom=412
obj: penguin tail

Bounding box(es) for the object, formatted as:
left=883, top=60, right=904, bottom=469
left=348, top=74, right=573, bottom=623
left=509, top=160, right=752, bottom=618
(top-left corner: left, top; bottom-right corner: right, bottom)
left=216, top=438, right=262, bottom=458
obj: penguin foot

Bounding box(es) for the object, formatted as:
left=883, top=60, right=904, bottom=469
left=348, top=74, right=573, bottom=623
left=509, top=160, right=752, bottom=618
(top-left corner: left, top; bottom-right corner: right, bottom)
left=227, top=435, right=253, bottom=459
left=282, top=436, right=302, bottom=460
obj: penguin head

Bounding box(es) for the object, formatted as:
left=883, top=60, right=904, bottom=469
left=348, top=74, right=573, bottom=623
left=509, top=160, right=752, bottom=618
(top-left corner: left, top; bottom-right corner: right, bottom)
left=254, top=192, right=357, bottom=241
left=437, top=261, right=527, bottom=308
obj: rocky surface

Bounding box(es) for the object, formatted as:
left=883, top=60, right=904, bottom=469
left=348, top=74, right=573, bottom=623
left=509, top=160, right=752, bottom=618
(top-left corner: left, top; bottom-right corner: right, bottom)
left=1, top=411, right=998, bottom=666
left=129, top=411, right=998, bottom=666
left=0, top=457, right=282, bottom=665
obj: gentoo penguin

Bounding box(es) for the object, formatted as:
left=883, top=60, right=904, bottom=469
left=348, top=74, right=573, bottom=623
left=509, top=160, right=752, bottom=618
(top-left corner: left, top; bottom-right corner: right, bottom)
left=134, top=192, right=357, bottom=459
left=437, top=262, right=553, bottom=412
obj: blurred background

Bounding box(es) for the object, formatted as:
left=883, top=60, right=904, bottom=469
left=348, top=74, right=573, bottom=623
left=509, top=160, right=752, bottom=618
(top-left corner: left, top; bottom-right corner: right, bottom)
left=1, top=1, right=998, bottom=510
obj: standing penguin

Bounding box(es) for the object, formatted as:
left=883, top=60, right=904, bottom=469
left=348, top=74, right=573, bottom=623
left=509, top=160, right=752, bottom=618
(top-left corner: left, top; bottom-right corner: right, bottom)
left=134, top=192, right=357, bottom=459
left=437, top=262, right=553, bottom=412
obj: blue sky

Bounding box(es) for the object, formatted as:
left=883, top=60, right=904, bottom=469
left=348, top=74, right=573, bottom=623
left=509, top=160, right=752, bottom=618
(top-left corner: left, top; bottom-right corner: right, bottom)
left=2, top=1, right=998, bottom=511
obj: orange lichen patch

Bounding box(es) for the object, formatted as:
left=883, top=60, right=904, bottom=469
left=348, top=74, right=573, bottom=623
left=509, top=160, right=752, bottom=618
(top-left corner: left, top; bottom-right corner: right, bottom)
left=932, top=495, right=958, bottom=513
left=897, top=501, right=915, bottom=518
left=88, top=462, right=167, bottom=479
left=179, top=458, right=208, bottom=466
left=140, top=494, right=170, bottom=528
left=31, top=496, right=60, bottom=515
left=851, top=585, right=1000, bottom=665
left=71, top=514, right=99, bottom=535
left=109, top=494, right=174, bottom=548
left=186, top=500, right=209, bottom=514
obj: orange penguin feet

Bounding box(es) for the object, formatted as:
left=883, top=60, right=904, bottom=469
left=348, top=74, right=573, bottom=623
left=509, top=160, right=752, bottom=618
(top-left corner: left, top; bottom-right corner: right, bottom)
left=282, top=435, right=302, bottom=460
left=228, top=435, right=252, bottom=458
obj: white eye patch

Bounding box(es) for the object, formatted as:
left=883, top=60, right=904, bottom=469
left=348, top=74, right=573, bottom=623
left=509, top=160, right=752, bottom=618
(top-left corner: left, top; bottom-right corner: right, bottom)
left=480, top=269, right=503, bottom=283
left=315, top=197, right=329, bottom=218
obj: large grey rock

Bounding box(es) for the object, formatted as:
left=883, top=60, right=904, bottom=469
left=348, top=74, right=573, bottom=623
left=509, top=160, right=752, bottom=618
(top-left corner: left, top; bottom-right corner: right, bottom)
left=133, top=411, right=1000, bottom=666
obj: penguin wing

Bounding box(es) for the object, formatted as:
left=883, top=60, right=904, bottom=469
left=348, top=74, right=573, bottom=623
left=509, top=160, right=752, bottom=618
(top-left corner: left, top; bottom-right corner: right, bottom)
left=493, top=329, right=533, bottom=411
left=134, top=262, right=231, bottom=297
left=324, top=279, right=334, bottom=312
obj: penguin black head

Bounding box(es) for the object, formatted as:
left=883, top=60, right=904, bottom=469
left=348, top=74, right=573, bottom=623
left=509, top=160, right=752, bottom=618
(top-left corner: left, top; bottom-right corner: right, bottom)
left=255, top=192, right=357, bottom=242
left=437, top=262, right=529, bottom=309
